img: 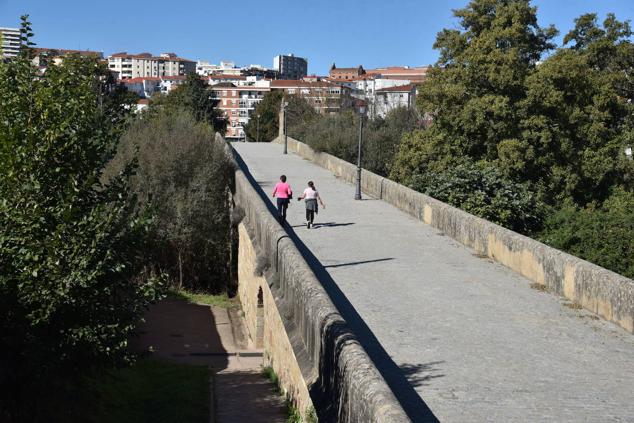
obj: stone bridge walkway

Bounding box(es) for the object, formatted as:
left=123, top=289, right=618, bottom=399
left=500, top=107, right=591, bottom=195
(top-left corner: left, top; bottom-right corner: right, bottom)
left=232, top=142, right=634, bottom=423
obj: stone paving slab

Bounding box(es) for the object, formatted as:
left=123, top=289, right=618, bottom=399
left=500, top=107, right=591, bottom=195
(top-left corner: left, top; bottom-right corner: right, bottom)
left=232, top=142, right=634, bottom=423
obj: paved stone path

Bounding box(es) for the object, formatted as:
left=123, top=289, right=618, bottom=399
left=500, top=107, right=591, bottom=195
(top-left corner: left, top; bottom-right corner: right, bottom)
left=131, top=298, right=286, bottom=423
left=233, top=142, right=634, bottom=423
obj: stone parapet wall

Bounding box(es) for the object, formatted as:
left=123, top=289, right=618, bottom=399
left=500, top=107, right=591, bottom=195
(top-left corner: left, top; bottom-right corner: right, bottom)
left=218, top=134, right=410, bottom=422
left=272, top=133, right=634, bottom=334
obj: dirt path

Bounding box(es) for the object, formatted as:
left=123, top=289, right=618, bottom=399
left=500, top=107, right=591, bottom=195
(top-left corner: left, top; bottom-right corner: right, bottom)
left=131, top=298, right=286, bottom=423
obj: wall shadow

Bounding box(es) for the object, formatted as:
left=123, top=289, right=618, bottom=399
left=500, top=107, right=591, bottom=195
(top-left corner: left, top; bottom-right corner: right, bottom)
left=233, top=152, right=439, bottom=422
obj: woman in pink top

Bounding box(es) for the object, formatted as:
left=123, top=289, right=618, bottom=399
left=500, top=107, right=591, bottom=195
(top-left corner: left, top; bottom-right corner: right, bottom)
left=272, top=174, right=292, bottom=224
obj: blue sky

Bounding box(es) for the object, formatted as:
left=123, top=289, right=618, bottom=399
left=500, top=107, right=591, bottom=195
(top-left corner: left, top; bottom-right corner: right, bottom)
left=1, top=0, right=632, bottom=74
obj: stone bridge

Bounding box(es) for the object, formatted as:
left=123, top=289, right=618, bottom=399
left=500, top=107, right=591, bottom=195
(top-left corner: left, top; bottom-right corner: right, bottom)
left=220, top=127, right=634, bottom=422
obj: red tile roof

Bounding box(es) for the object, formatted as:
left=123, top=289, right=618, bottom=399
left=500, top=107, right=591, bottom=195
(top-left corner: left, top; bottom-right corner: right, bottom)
left=109, top=52, right=194, bottom=62
left=207, top=74, right=247, bottom=80
left=271, top=80, right=345, bottom=89
left=375, top=84, right=416, bottom=93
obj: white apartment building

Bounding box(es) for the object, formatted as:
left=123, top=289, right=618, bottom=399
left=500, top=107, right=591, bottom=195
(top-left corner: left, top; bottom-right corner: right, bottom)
left=108, top=52, right=195, bottom=79
left=374, top=84, right=417, bottom=118
left=196, top=60, right=242, bottom=76
left=121, top=75, right=187, bottom=98
left=0, top=27, right=20, bottom=58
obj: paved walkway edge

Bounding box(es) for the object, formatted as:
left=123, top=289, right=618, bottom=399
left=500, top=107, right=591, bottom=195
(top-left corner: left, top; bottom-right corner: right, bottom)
left=272, top=133, right=634, bottom=334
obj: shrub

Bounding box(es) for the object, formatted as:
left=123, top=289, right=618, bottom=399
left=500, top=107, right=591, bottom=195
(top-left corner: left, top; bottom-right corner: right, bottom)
left=540, top=189, right=634, bottom=278
left=409, top=161, right=544, bottom=233
left=107, top=108, right=234, bottom=292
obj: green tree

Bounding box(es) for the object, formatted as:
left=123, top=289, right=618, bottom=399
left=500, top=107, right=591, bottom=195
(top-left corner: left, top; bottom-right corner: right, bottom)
left=243, top=90, right=283, bottom=142
left=151, top=73, right=226, bottom=133
left=285, top=94, right=319, bottom=140
left=0, top=16, right=160, bottom=420
left=391, top=0, right=557, bottom=181
left=518, top=13, right=634, bottom=205
left=107, top=109, right=234, bottom=292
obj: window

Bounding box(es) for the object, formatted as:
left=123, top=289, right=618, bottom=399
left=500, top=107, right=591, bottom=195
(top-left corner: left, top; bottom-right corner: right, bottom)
left=222, top=90, right=227, bottom=97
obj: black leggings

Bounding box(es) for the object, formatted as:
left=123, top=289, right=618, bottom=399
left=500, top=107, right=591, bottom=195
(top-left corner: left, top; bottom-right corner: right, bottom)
left=306, top=209, right=315, bottom=223
left=276, top=198, right=289, bottom=221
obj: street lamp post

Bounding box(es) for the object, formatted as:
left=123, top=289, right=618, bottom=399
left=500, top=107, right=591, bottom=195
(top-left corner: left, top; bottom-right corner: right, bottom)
left=355, top=103, right=366, bottom=200
left=282, top=101, right=289, bottom=154
left=256, top=114, right=260, bottom=143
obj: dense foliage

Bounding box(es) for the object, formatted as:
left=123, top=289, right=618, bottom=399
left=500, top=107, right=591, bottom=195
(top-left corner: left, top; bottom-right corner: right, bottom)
left=410, top=162, right=543, bottom=233
left=107, top=108, right=233, bottom=292
left=0, top=17, right=161, bottom=420
left=289, top=105, right=421, bottom=177
left=540, top=189, right=634, bottom=278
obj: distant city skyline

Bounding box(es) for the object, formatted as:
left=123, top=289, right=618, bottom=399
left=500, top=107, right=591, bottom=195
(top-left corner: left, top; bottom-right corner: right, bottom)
left=1, top=0, right=632, bottom=74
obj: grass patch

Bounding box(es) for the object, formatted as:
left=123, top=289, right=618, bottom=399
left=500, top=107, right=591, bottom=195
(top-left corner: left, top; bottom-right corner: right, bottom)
left=263, top=366, right=317, bottom=423
left=262, top=365, right=280, bottom=390
left=89, top=358, right=210, bottom=423
left=168, top=288, right=236, bottom=309
left=563, top=302, right=583, bottom=310
left=286, top=400, right=302, bottom=423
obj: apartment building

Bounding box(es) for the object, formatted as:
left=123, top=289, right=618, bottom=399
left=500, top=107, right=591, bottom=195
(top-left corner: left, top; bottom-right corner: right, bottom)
left=121, top=75, right=187, bottom=98
left=374, top=84, right=417, bottom=118
left=270, top=80, right=353, bottom=114
left=0, top=27, right=20, bottom=58
left=210, top=81, right=271, bottom=140
left=108, top=52, right=195, bottom=79
left=273, top=54, right=308, bottom=80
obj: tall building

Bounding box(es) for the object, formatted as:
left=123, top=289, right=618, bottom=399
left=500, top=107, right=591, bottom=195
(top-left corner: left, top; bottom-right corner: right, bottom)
left=273, top=54, right=307, bottom=80
left=108, top=52, right=196, bottom=79
left=0, top=27, right=20, bottom=58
